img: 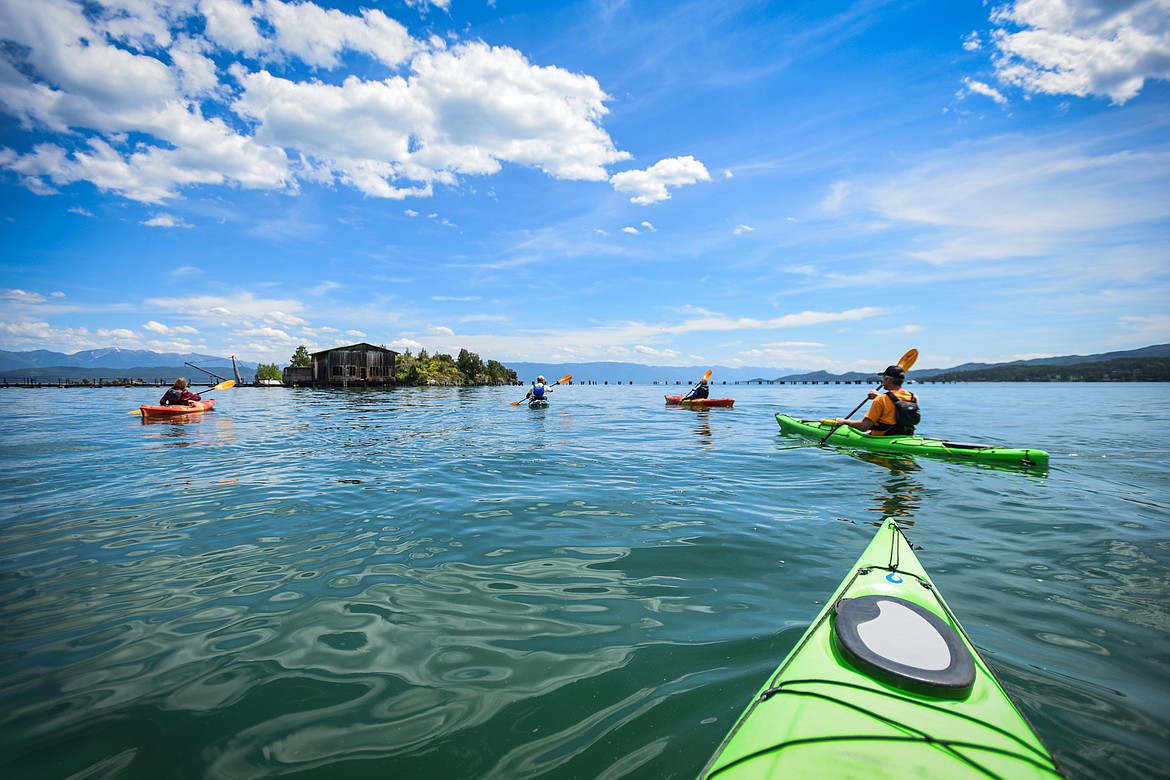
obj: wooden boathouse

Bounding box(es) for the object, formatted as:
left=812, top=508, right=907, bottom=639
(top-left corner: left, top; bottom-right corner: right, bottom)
left=283, top=343, right=398, bottom=387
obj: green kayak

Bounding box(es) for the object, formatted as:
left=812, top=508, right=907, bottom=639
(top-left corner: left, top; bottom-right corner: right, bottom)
left=776, top=414, right=1049, bottom=470
left=700, top=518, right=1061, bottom=779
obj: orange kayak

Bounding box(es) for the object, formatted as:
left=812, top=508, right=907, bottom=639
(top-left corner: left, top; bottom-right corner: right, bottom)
left=664, top=395, right=734, bottom=408
left=139, top=399, right=216, bottom=418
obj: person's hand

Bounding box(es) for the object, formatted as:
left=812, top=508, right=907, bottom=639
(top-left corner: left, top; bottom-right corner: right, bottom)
left=866, top=389, right=879, bottom=399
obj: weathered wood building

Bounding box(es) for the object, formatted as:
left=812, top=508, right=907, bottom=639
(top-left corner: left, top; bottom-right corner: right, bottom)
left=283, top=343, right=398, bottom=387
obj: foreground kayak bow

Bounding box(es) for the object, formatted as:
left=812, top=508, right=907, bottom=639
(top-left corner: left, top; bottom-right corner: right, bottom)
left=700, top=518, right=1061, bottom=779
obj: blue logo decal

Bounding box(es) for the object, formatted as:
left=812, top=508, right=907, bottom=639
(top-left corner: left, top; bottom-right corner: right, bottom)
left=886, top=572, right=903, bottom=584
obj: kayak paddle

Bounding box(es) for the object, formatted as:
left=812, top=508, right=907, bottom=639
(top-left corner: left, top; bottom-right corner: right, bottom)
left=819, top=349, right=917, bottom=443
left=130, top=379, right=236, bottom=414
left=511, top=374, right=572, bottom=406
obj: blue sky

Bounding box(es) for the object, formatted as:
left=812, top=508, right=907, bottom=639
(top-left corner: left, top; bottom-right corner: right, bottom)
left=1, top=0, right=1168, bottom=372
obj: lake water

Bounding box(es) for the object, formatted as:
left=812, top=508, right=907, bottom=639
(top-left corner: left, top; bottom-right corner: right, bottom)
left=1, top=382, right=1167, bottom=779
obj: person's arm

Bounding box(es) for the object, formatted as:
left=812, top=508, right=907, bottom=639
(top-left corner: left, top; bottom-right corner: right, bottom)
left=835, top=416, right=875, bottom=432
left=833, top=393, right=882, bottom=431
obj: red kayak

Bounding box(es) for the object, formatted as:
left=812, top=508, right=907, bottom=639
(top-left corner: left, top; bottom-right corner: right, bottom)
left=664, top=395, right=735, bottom=408
left=139, top=399, right=216, bottom=418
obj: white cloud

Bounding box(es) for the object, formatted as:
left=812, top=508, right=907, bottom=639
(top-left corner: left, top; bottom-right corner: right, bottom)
left=142, top=212, right=192, bottom=228
left=1, top=288, right=47, bottom=303
left=961, top=77, right=1008, bottom=105
left=635, top=345, right=680, bottom=358
left=847, top=138, right=1170, bottom=264
left=664, top=308, right=884, bottom=335
left=147, top=292, right=306, bottom=322
left=144, top=320, right=199, bottom=334
left=1117, top=313, right=1170, bottom=343
left=610, top=155, right=711, bottom=204
left=0, top=1, right=640, bottom=203
left=988, top=0, right=1170, bottom=104
left=733, top=224, right=755, bottom=235
left=200, top=0, right=266, bottom=58
left=388, top=337, right=425, bottom=352
left=264, top=311, right=309, bottom=327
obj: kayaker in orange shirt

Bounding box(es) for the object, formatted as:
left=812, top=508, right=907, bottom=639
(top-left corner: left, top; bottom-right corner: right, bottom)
left=831, top=365, right=919, bottom=436
left=160, top=377, right=203, bottom=406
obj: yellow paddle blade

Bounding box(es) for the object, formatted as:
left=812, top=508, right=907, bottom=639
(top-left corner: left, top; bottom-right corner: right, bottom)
left=701, top=369, right=712, bottom=382
left=897, top=349, right=918, bottom=371
left=556, top=373, right=572, bottom=385
left=128, top=409, right=144, bottom=414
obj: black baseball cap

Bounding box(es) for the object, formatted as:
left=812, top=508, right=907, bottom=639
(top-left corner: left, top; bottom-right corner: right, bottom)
left=879, top=365, right=905, bottom=380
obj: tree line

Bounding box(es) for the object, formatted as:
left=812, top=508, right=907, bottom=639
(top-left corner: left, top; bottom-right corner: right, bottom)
left=254, top=346, right=519, bottom=386
left=930, top=357, right=1170, bottom=382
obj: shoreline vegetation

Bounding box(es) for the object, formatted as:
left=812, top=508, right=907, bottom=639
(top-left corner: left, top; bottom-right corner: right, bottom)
left=264, top=345, right=518, bottom=387
left=2, top=349, right=1168, bottom=388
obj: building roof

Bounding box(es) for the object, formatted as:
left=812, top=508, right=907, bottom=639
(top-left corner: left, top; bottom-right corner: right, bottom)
left=310, top=342, right=399, bottom=356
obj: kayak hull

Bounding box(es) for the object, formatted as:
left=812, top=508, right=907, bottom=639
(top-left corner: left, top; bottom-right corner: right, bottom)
left=775, top=414, right=1048, bottom=470
left=140, top=399, right=216, bottom=418
left=665, top=395, right=735, bottom=408
left=700, top=518, right=1061, bottom=779
left=527, top=399, right=550, bottom=409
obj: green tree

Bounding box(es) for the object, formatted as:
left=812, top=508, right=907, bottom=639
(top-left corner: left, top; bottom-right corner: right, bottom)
left=457, top=348, right=484, bottom=384
left=255, top=363, right=282, bottom=381
left=290, top=345, right=312, bottom=367
left=395, top=349, right=421, bottom=384
left=485, top=359, right=516, bottom=385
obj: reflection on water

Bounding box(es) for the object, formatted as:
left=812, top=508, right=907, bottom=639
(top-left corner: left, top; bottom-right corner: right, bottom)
left=852, top=452, right=925, bottom=519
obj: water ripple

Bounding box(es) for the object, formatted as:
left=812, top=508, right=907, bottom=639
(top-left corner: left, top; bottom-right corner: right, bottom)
left=1, top=384, right=1168, bottom=778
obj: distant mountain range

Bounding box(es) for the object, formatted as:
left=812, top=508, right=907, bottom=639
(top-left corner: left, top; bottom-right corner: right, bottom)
left=509, top=344, right=1170, bottom=384
left=1, top=344, right=1167, bottom=383
left=0, top=348, right=257, bottom=382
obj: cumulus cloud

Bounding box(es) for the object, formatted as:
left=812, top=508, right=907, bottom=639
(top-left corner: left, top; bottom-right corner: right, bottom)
left=610, top=155, right=711, bottom=204
left=987, top=0, right=1170, bottom=104
left=0, top=0, right=641, bottom=203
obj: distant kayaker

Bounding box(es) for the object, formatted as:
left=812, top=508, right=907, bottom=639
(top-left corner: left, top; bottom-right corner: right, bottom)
left=831, top=365, right=919, bottom=436
left=160, top=377, right=202, bottom=406
left=526, top=375, right=553, bottom=402
left=682, top=377, right=710, bottom=401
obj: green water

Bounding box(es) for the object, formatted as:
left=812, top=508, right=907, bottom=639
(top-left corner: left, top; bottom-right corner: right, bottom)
left=1, top=383, right=1167, bottom=779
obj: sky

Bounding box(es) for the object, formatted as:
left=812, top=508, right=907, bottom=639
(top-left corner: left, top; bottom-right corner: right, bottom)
left=1, top=0, right=1168, bottom=373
